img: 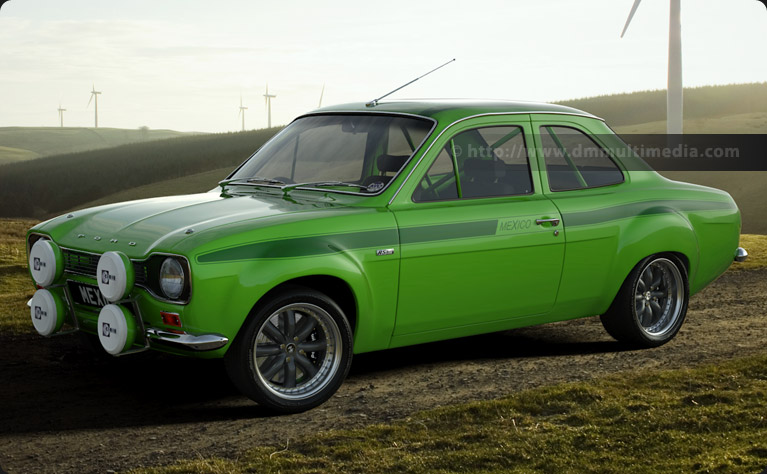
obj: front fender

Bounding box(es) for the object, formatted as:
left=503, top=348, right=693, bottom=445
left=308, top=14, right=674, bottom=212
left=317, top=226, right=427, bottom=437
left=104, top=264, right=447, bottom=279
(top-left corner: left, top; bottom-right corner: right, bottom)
left=179, top=212, right=401, bottom=357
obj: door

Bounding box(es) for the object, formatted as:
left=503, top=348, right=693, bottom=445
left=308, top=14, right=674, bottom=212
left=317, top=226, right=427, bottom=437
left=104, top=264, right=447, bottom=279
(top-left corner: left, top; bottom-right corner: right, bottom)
left=390, top=119, right=565, bottom=338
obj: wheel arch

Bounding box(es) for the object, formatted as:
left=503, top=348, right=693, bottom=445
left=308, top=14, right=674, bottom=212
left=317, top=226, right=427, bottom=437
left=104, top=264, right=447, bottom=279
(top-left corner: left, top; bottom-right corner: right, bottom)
left=601, top=212, right=698, bottom=314
left=257, top=275, right=358, bottom=335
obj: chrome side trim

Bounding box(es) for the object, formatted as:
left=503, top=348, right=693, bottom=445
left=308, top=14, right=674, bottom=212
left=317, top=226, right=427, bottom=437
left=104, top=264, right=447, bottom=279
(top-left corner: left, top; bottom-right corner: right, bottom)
left=735, top=247, right=748, bottom=262
left=146, top=328, right=229, bottom=351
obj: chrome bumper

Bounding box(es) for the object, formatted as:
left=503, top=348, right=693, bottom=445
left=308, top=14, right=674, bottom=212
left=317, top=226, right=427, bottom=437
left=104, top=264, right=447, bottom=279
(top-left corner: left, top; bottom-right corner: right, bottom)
left=145, top=328, right=229, bottom=351
left=735, top=247, right=748, bottom=263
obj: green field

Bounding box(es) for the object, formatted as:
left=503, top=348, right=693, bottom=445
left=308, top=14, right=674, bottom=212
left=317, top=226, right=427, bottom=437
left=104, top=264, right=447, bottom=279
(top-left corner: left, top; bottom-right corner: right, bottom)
left=0, top=219, right=37, bottom=333
left=73, top=166, right=233, bottom=210
left=132, top=352, right=767, bottom=474
left=0, top=128, right=280, bottom=219
left=558, top=82, right=767, bottom=127
left=0, top=127, right=196, bottom=165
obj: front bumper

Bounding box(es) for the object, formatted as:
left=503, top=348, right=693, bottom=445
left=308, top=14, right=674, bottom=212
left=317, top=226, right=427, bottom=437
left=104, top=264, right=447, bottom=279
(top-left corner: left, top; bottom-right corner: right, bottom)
left=146, top=328, right=228, bottom=351
left=27, top=297, right=228, bottom=352
left=735, top=247, right=748, bottom=262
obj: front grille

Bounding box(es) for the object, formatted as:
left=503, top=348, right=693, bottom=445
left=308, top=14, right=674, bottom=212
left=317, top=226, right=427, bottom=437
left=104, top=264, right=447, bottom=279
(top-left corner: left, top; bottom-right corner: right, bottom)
left=63, top=249, right=149, bottom=286
left=62, top=249, right=99, bottom=278
left=133, top=262, right=148, bottom=286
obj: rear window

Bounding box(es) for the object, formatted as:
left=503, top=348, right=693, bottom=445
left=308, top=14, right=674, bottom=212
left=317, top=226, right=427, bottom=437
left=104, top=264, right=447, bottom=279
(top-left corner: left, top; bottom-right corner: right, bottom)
left=539, top=126, right=624, bottom=191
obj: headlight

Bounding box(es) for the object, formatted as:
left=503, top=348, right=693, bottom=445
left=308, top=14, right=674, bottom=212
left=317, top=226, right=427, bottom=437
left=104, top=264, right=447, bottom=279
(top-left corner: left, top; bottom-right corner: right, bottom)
left=159, top=258, right=185, bottom=300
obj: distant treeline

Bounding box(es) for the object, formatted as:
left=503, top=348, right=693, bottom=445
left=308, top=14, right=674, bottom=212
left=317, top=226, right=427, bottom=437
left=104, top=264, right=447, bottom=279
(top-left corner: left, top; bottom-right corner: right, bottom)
left=558, top=82, right=767, bottom=125
left=0, top=128, right=279, bottom=218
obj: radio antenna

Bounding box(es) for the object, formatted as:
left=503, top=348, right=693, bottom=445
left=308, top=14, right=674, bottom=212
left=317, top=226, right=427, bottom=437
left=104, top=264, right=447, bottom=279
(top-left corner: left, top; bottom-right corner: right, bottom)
left=366, top=58, right=455, bottom=107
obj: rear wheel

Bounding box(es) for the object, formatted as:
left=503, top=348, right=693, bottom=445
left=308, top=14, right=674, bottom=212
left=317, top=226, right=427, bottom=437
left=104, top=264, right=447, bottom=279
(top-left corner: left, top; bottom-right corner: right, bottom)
left=600, top=255, right=689, bottom=347
left=225, top=288, right=353, bottom=413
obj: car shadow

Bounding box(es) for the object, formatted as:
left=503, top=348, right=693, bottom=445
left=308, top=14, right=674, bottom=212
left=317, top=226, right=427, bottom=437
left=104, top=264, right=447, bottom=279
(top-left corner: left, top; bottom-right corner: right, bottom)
left=350, top=326, right=635, bottom=376
left=0, top=322, right=634, bottom=435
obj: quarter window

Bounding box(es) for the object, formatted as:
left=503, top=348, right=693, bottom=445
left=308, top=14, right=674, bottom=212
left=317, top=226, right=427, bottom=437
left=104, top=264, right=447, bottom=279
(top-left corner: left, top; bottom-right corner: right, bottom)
left=413, top=125, right=534, bottom=202
left=539, top=126, right=624, bottom=191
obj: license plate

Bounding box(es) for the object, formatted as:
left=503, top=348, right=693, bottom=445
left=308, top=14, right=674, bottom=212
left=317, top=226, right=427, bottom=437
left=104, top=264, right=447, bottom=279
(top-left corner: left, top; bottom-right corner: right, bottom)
left=68, top=281, right=108, bottom=308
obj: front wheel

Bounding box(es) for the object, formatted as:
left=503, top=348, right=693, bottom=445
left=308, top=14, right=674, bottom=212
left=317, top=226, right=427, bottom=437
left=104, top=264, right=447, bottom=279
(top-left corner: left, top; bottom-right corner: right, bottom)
left=225, top=288, right=353, bottom=413
left=600, top=255, right=689, bottom=347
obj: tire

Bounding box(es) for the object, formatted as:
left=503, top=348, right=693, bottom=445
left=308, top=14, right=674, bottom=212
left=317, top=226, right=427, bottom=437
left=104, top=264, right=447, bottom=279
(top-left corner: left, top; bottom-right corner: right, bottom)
left=225, top=287, right=353, bottom=413
left=600, top=255, right=689, bottom=347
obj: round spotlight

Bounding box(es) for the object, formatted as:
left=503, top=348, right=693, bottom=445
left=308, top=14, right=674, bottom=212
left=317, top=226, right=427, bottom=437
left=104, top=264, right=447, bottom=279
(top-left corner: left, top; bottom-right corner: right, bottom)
left=96, top=251, right=135, bottom=303
left=30, top=289, right=65, bottom=336
left=29, top=239, right=63, bottom=287
left=97, top=304, right=137, bottom=355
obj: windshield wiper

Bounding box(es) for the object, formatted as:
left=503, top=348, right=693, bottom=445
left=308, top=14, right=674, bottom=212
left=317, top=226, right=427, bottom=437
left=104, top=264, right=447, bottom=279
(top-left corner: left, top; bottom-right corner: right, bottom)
left=219, top=176, right=287, bottom=191
left=280, top=181, right=371, bottom=195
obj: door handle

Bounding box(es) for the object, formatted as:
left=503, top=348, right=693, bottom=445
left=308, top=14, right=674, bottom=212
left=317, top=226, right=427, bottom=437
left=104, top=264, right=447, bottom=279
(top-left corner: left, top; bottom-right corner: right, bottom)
left=535, top=218, right=560, bottom=227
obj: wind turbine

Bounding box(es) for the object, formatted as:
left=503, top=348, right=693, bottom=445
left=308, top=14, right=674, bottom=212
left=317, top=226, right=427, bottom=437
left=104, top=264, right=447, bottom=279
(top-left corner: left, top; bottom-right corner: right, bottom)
left=263, top=84, right=276, bottom=128
left=87, top=84, right=102, bottom=128
left=621, top=0, right=683, bottom=134
left=318, top=84, right=325, bottom=108
left=57, top=104, right=66, bottom=128
left=238, top=96, right=248, bottom=131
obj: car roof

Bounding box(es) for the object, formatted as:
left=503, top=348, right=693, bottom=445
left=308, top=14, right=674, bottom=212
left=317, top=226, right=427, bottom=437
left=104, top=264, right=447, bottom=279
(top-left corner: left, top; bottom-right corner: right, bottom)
left=308, top=99, right=602, bottom=123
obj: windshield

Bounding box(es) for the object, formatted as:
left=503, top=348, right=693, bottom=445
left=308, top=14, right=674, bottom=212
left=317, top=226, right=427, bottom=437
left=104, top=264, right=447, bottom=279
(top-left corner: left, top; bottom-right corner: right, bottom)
left=229, top=114, right=434, bottom=194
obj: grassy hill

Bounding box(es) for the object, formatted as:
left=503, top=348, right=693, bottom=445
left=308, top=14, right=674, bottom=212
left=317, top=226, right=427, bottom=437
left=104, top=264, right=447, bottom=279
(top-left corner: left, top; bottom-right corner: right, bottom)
left=613, top=112, right=767, bottom=135
left=558, top=82, right=767, bottom=127
left=0, top=127, right=196, bottom=165
left=74, top=167, right=233, bottom=210
left=0, top=128, right=280, bottom=219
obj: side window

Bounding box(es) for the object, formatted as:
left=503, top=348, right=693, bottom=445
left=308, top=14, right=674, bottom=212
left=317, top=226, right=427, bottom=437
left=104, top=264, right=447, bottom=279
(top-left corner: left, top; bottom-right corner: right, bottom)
left=413, top=148, right=458, bottom=202
left=539, top=126, right=624, bottom=191
left=412, top=125, right=533, bottom=202
left=454, top=126, right=533, bottom=198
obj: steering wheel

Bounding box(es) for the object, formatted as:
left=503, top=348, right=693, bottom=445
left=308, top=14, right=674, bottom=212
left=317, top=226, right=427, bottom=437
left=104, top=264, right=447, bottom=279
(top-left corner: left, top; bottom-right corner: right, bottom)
left=416, top=176, right=439, bottom=201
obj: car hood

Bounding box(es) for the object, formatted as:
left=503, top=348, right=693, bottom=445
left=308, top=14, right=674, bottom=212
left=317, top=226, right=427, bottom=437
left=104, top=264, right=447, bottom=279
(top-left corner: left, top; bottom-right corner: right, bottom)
left=35, top=192, right=350, bottom=257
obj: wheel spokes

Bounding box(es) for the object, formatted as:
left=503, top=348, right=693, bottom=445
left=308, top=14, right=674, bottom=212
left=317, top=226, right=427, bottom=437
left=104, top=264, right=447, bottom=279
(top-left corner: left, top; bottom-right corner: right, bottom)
left=299, top=340, right=328, bottom=353
left=636, top=300, right=648, bottom=326
left=644, top=303, right=654, bottom=326
left=650, top=265, right=663, bottom=288
left=255, top=302, right=343, bottom=399
left=262, top=321, right=285, bottom=344
left=295, top=316, right=318, bottom=341
left=295, top=352, right=318, bottom=378
left=650, top=300, right=662, bottom=320
left=256, top=343, right=282, bottom=356
left=260, top=354, right=286, bottom=380
left=283, top=358, right=297, bottom=388
left=637, top=273, right=648, bottom=292
left=281, top=310, right=297, bottom=338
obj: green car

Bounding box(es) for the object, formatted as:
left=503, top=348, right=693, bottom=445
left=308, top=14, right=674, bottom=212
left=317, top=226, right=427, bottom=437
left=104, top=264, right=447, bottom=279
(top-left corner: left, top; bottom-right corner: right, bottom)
left=26, top=100, right=747, bottom=413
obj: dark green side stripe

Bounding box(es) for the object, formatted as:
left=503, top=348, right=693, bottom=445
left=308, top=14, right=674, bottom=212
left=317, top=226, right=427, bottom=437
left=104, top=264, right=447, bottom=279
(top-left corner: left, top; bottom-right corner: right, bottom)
left=399, top=220, right=498, bottom=244
left=563, top=200, right=736, bottom=227
left=197, top=200, right=735, bottom=263
left=197, top=229, right=398, bottom=263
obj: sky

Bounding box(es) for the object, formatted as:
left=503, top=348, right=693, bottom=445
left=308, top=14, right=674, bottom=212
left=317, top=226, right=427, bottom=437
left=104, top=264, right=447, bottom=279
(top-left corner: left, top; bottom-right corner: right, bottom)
left=0, top=0, right=765, bottom=133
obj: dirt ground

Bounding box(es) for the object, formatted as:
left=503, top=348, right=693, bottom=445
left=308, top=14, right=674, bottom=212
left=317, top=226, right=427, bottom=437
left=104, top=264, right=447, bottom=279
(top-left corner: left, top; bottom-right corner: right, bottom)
left=1, top=268, right=766, bottom=474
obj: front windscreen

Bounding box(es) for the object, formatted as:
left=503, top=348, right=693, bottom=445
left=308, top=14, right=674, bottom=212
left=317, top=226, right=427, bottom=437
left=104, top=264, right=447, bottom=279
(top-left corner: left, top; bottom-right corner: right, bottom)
left=230, top=114, right=434, bottom=193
